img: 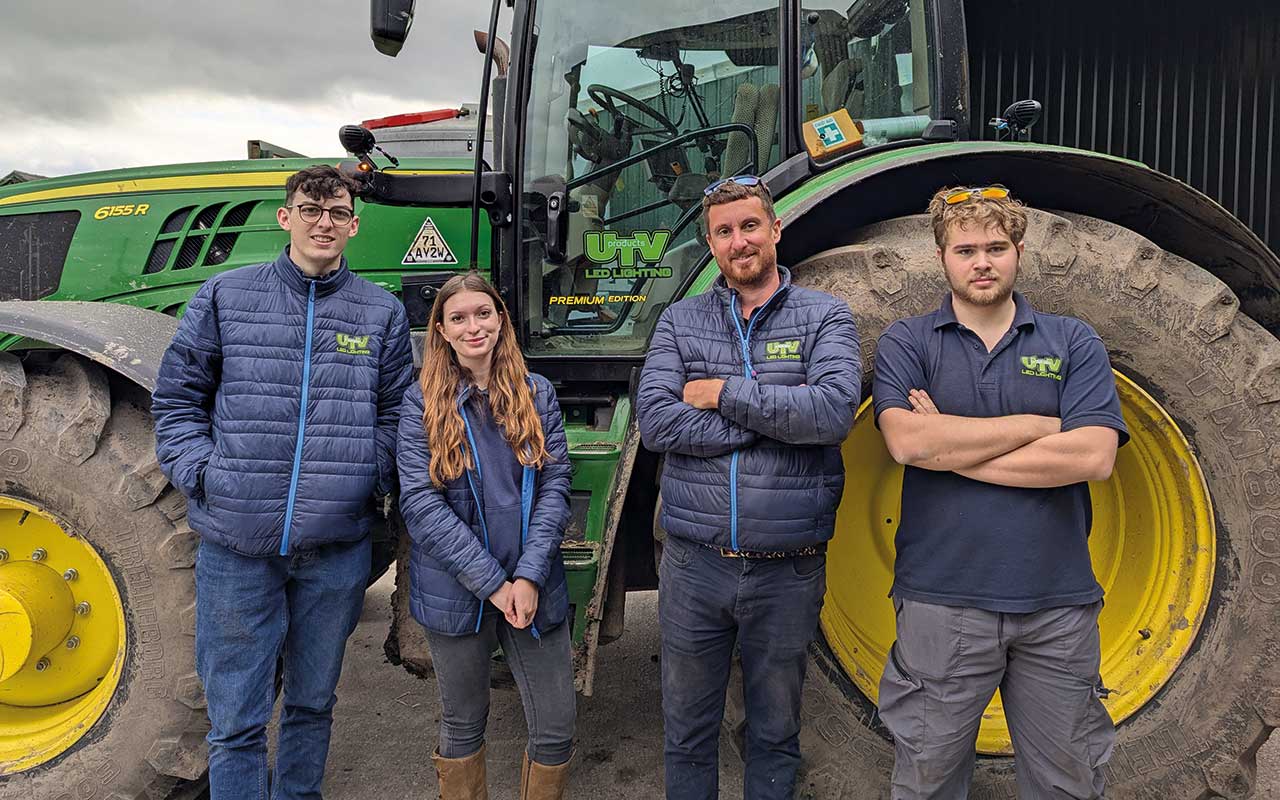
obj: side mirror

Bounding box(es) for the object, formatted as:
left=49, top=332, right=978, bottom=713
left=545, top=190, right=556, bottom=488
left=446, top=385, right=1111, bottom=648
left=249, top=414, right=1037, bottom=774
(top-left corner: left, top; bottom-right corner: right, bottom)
left=371, top=0, right=416, bottom=57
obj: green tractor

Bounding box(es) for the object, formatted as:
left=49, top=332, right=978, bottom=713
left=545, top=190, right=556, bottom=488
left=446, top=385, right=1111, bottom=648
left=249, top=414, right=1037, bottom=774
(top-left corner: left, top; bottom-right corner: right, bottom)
left=1, top=0, right=1277, bottom=797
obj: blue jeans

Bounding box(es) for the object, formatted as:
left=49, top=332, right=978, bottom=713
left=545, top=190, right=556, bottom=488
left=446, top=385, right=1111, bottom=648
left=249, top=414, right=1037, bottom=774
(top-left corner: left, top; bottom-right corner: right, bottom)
left=195, top=537, right=370, bottom=800
left=659, top=535, right=827, bottom=800
left=425, top=613, right=576, bottom=765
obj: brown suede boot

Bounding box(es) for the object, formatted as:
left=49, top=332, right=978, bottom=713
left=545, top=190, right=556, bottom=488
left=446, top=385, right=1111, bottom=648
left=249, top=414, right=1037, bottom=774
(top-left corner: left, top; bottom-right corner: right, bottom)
left=432, top=744, right=488, bottom=800
left=519, top=751, right=573, bottom=800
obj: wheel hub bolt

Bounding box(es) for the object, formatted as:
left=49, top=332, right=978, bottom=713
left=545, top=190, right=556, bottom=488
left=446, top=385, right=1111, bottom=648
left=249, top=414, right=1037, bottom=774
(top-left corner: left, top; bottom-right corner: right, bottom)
left=35, top=658, right=50, bottom=672
left=65, top=636, right=80, bottom=650
left=0, top=548, right=7, bottom=561
left=75, top=601, right=91, bottom=616
left=31, top=548, right=47, bottom=561
left=62, top=568, right=78, bottom=581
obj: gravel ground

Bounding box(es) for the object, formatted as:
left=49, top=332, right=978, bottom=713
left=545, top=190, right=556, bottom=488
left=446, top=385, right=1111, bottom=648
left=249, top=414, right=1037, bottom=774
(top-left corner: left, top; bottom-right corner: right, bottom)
left=316, top=570, right=1276, bottom=798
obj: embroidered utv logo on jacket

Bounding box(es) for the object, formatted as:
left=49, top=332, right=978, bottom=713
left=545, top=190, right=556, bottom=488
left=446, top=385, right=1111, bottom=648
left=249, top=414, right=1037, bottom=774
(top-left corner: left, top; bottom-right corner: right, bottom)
left=336, top=332, right=372, bottom=355
left=765, top=339, right=802, bottom=360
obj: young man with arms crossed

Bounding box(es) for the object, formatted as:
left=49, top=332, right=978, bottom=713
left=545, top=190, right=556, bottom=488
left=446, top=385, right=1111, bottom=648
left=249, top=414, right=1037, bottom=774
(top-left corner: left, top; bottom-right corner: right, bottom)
left=874, top=185, right=1127, bottom=799
left=637, top=175, right=861, bottom=799
left=152, top=165, right=413, bottom=799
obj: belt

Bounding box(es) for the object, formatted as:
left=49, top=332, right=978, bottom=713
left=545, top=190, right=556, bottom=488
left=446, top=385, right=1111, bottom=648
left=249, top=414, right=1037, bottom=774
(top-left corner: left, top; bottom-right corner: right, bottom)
left=705, top=542, right=825, bottom=559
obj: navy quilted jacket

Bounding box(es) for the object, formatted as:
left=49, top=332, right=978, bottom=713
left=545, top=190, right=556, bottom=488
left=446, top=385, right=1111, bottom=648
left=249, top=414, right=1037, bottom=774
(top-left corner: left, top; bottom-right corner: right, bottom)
left=397, top=375, right=572, bottom=636
left=152, top=249, right=413, bottom=556
left=637, top=267, right=861, bottom=551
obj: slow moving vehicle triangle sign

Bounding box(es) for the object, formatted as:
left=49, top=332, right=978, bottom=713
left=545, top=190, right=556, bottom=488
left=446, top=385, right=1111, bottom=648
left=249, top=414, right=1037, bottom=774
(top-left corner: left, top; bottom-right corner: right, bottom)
left=401, top=217, right=458, bottom=265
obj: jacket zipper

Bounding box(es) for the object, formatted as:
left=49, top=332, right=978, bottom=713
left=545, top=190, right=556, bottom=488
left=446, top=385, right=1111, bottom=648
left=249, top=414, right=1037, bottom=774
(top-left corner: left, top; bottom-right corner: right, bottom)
left=518, top=376, right=541, bottom=639
left=280, top=282, right=316, bottom=556
left=520, top=464, right=540, bottom=640
left=460, top=404, right=491, bottom=634
left=727, top=287, right=784, bottom=552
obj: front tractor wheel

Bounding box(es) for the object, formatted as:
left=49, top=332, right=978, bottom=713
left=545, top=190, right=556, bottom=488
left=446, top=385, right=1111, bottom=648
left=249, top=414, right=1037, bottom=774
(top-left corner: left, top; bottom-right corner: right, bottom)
left=781, top=209, right=1278, bottom=798
left=0, top=353, right=206, bottom=799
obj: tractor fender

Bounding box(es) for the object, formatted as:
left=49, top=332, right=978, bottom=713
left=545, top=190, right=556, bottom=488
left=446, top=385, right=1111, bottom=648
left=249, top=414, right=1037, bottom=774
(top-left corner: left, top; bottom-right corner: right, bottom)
left=0, top=300, right=178, bottom=391
left=775, top=142, right=1280, bottom=331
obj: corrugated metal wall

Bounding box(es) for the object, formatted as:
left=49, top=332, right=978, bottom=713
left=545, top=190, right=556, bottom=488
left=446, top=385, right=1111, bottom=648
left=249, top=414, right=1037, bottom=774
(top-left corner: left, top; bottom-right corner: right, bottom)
left=965, top=0, right=1280, bottom=257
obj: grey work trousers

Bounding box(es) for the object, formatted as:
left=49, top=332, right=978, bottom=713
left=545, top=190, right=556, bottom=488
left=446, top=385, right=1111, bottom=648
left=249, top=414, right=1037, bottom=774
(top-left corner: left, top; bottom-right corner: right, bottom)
left=424, top=614, right=576, bottom=765
left=878, top=597, right=1115, bottom=799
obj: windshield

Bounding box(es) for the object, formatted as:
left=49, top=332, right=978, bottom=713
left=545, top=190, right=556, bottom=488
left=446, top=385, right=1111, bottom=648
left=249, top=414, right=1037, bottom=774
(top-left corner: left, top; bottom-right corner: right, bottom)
left=519, top=0, right=933, bottom=356
left=801, top=1, right=932, bottom=141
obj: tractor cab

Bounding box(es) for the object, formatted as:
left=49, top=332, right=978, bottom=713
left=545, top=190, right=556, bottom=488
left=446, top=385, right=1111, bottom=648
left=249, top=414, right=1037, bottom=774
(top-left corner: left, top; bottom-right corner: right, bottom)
left=362, top=0, right=948, bottom=368
left=517, top=0, right=938, bottom=357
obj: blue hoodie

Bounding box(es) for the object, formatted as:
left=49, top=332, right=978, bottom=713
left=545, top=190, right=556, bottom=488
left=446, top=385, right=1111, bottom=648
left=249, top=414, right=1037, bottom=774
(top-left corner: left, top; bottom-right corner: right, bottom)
left=397, top=373, right=572, bottom=636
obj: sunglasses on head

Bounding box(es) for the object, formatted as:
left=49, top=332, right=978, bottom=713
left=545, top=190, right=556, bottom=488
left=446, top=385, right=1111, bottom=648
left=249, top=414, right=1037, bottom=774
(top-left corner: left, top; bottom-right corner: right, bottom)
left=703, top=174, right=763, bottom=196
left=943, top=185, right=1011, bottom=205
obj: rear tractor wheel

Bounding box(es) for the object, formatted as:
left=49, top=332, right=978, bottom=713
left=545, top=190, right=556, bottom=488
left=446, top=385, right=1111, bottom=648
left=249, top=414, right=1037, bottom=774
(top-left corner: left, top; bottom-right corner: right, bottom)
left=782, top=208, right=1278, bottom=798
left=0, top=352, right=206, bottom=799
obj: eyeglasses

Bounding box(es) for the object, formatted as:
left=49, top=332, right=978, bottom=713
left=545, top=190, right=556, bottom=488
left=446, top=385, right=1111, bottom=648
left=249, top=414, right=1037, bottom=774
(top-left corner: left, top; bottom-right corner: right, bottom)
left=943, top=185, right=1010, bottom=205
left=703, top=174, right=764, bottom=197
left=287, top=204, right=355, bottom=225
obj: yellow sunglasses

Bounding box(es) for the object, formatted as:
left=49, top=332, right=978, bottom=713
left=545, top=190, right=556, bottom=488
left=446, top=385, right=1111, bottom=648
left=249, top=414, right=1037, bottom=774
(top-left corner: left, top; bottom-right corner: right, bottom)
left=943, top=185, right=1011, bottom=205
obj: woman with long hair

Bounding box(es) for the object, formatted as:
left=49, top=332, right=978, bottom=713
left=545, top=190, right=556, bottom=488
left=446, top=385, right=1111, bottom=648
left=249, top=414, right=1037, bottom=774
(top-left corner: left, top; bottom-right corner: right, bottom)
left=397, top=272, right=575, bottom=800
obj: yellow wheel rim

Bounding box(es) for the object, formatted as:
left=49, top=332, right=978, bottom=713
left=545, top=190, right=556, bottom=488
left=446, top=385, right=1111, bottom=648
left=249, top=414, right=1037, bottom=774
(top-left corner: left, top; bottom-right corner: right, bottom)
left=0, top=497, right=125, bottom=773
left=821, top=371, right=1214, bottom=754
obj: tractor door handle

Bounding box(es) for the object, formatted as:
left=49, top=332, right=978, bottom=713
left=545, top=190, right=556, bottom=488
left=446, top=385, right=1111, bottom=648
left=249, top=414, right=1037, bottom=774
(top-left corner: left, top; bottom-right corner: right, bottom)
left=528, top=175, right=570, bottom=265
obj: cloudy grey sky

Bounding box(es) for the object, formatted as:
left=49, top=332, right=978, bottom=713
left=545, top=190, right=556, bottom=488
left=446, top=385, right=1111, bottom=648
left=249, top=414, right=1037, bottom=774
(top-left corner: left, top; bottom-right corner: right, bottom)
left=0, top=1, right=495, bottom=177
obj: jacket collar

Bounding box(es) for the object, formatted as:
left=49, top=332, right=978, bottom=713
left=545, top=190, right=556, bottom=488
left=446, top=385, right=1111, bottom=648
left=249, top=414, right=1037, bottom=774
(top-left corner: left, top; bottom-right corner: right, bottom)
left=453, top=374, right=536, bottom=406
left=454, top=381, right=478, bottom=406
left=933, top=290, right=1036, bottom=330
left=271, top=247, right=352, bottom=298
left=711, top=265, right=793, bottom=323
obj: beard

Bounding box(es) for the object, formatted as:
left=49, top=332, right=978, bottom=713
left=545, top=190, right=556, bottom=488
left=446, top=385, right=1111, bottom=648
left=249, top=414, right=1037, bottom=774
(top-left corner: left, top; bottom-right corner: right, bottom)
left=722, top=249, right=777, bottom=289
left=949, top=268, right=1016, bottom=307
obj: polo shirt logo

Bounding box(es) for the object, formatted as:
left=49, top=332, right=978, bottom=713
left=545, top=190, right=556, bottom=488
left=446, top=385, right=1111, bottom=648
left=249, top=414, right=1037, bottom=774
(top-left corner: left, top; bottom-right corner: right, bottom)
left=336, top=332, right=372, bottom=356
left=1020, top=355, right=1063, bottom=381
left=765, top=339, right=802, bottom=360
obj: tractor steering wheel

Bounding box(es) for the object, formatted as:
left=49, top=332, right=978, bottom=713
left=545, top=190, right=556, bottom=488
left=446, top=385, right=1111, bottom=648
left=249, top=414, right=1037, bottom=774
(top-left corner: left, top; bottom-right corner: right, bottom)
left=587, top=84, right=681, bottom=138
left=567, top=108, right=630, bottom=164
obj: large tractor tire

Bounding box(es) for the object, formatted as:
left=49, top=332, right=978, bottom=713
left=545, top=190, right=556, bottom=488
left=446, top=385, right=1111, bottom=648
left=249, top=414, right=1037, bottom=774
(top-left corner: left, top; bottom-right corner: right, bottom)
left=0, top=352, right=207, bottom=799
left=760, top=208, right=1280, bottom=798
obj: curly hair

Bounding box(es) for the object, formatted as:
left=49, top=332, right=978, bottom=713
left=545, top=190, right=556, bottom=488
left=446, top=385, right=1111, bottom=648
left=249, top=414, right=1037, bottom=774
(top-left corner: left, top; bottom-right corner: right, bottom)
left=284, top=165, right=359, bottom=207
left=927, top=186, right=1028, bottom=248
left=418, top=273, right=550, bottom=488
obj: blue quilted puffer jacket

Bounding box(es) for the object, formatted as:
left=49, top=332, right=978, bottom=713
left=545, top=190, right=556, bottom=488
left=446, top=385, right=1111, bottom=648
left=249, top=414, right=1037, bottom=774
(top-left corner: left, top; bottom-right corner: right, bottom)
left=397, top=374, right=572, bottom=636
left=152, top=249, right=413, bottom=556
left=637, top=267, right=861, bottom=552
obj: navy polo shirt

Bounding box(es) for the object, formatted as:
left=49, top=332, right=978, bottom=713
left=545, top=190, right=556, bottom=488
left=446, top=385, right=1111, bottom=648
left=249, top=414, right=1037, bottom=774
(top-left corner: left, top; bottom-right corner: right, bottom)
left=872, top=292, right=1129, bottom=613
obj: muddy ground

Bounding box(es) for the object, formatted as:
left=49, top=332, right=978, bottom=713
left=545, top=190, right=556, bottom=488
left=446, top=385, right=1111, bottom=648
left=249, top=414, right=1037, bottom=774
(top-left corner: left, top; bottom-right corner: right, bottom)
left=313, top=570, right=1276, bottom=798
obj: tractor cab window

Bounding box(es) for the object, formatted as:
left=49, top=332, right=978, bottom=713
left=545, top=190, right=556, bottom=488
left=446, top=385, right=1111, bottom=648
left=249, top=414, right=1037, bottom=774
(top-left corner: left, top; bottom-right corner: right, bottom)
left=521, top=0, right=783, bottom=356
left=800, top=0, right=933, bottom=143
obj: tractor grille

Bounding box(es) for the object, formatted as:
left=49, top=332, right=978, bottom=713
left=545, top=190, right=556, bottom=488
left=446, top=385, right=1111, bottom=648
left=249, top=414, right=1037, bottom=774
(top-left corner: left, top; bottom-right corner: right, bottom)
left=144, top=239, right=175, bottom=274
left=0, top=210, right=79, bottom=300
left=143, top=200, right=262, bottom=274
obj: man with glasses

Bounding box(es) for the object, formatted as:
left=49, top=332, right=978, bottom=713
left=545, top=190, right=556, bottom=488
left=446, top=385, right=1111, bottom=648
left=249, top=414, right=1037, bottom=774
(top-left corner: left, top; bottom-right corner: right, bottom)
left=152, top=165, right=412, bottom=799
left=637, top=175, right=861, bottom=799
left=873, top=185, right=1127, bottom=798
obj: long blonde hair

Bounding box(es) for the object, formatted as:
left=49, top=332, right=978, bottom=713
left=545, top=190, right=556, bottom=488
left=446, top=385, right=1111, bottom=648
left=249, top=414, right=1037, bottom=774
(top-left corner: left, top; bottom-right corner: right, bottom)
left=419, top=272, right=550, bottom=487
